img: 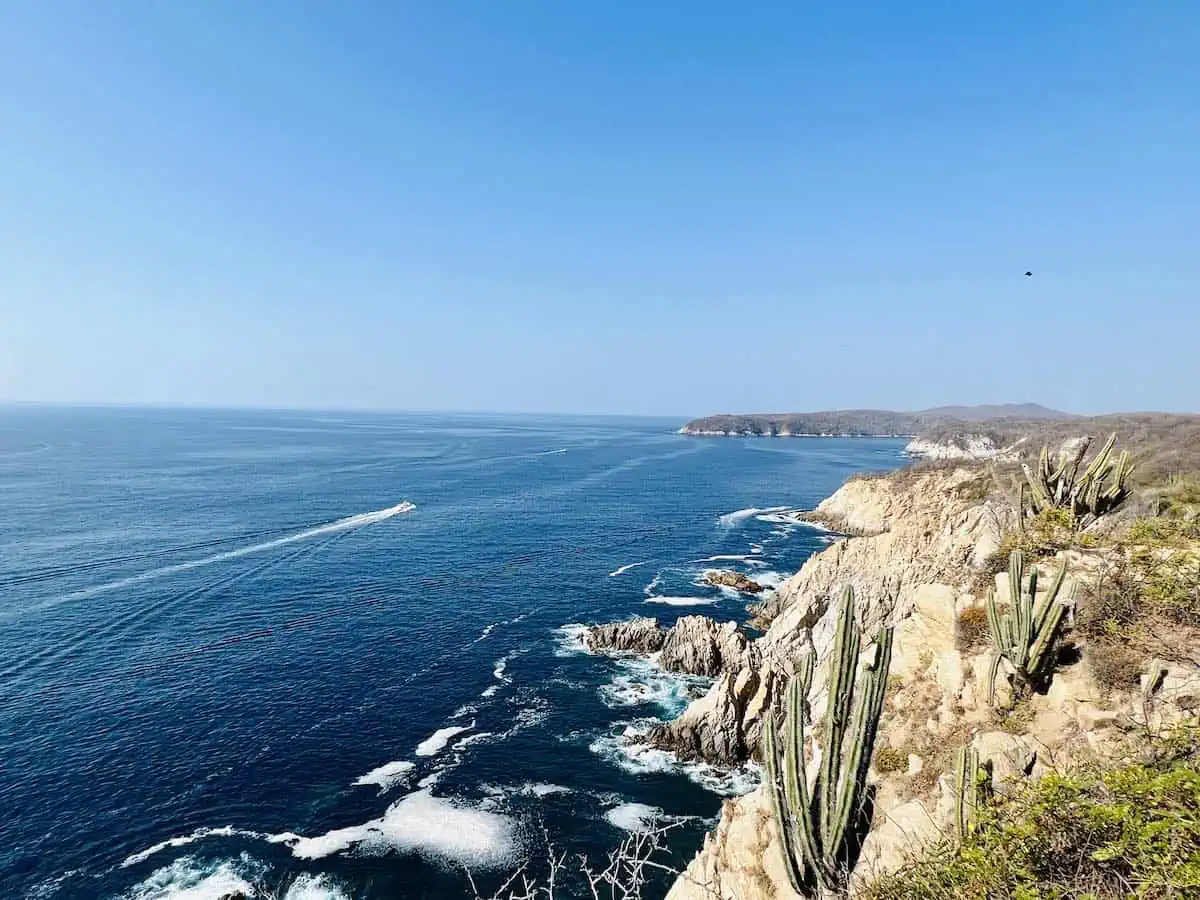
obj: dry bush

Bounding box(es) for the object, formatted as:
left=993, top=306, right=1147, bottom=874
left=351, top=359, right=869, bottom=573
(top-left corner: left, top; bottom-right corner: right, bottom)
left=875, top=746, right=908, bottom=774
left=955, top=606, right=990, bottom=651
left=467, top=820, right=700, bottom=900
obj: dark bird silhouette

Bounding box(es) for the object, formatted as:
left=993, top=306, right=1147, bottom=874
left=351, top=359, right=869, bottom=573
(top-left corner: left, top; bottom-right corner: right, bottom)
left=1024, top=271, right=1033, bottom=277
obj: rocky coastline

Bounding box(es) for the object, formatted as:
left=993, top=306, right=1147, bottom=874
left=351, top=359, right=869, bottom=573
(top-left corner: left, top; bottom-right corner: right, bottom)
left=573, top=460, right=1200, bottom=898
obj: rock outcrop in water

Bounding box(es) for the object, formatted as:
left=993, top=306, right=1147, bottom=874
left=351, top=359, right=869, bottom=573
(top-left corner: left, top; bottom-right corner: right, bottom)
left=703, top=569, right=765, bottom=594
left=584, top=616, right=667, bottom=654
left=584, top=615, right=754, bottom=678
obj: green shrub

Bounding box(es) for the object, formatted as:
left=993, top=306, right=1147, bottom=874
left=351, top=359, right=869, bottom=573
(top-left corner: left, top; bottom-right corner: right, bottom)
left=1120, top=517, right=1200, bottom=628
left=861, top=754, right=1200, bottom=900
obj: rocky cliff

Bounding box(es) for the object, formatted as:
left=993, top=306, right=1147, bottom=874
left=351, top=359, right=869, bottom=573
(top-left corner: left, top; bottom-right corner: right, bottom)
left=588, top=464, right=1200, bottom=900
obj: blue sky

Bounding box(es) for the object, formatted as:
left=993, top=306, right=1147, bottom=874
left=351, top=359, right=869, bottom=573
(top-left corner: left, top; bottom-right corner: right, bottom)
left=1, top=2, right=1197, bottom=415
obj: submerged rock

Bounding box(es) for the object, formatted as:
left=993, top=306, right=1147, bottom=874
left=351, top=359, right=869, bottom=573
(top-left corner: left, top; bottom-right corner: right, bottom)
left=704, top=569, right=765, bottom=594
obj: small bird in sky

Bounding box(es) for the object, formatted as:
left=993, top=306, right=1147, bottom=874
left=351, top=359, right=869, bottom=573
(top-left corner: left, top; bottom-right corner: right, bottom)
left=1024, top=271, right=1033, bottom=277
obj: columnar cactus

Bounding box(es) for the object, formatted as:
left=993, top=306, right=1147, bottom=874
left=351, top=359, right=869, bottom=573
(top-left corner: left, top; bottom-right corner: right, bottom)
left=1021, top=433, right=1135, bottom=527
left=953, top=744, right=987, bottom=839
left=985, top=550, right=1076, bottom=704
left=762, top=586, right=895, bottom=898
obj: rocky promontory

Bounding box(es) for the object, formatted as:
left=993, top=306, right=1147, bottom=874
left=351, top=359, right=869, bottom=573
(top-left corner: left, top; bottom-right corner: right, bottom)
left=597, top=459, right=1200, bottom=900
left=583, top=615, right=756, bottom=678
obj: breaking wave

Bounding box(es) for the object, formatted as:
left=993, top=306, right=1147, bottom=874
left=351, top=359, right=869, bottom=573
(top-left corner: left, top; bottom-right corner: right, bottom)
left=597, top=657, right=708, bottom=716
left=644, top=596, right=719, bottom=606
left=415, top=723, right=474, bottom=757
left=120, top=855, right=264, bottom=900
left=608, top=561, right=646, bottom=577
left=605, top=802, right=662, bottom=832
left=590, top=722, right=761, bottom=797
left=552, top=623, right=589, bottom=657
left=718, top=506, right=788, bottom=528
left=275, top=789, right=518, bottom=869
left=353, top=760, right=416, bottom=794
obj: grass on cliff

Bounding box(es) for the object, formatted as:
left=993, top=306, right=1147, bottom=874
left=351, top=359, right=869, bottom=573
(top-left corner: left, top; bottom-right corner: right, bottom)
left=1078, top=514, right=1200, bottom=687
left=862, top=734, right=1200, bottom=900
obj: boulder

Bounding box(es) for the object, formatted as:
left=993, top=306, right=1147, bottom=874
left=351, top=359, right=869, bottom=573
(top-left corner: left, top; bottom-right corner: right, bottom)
left=972, top=731, right=1036, bottom=795
left=705, top=569, right=766, bottom=594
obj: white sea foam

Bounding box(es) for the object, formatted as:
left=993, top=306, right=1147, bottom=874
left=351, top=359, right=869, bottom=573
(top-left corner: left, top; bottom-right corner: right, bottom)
left=482, top=781, right=572, bottom=801
left=353, top=760, right=415, bottom=793
left=590, top=723, right=762, bottom=797
left=480, top=684, right=499, bottom=698
left=755, top=511, right=798, bottom=525
left=472, top=613, right=530, bottom=645
left=455, top=730, right=498, bottom=749
left=53, top=502, right=416, bottom=606
left=417, top=770, right=443, bottom=789
left=277, top=789, right=518, bottom=868
left=718, top=505, right=788, bottom=528
left=750, top=544, right=764, bottom=554
left=753, top=570, right=785, bottom=589
left=552, top=623, right=590, bottom=657
left=121, top=855, right=262, bottom=900
left=598, top=657, right=707, bottom=716
left=415, top=722, right=473, bottom=757
left=283, top=873, right=351, bottom=900
left=608, top=561, right=646, bottom=577
left=642, top=573, right=663, bottom=596
left=606, top=803, right=663, bottom=832
left=644, top=596, right=719, bottom=606
left=120, top=828, right=269, bottom=868
left=696, top=554, right=752, bottom=562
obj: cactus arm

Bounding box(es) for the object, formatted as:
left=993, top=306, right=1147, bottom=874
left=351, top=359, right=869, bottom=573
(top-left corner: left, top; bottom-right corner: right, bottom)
left=830, top=627, right=894, bottom=858
left=954, top=744, right=981, bottom=839
left=762, top=707, right=807, bottom=895
left=987, top=651, right=1003, bottom=706
left=1031, top=563, right=1068, bottom=634
left=1028, top=580, right=1075, bottom=680
left=818, top=586, right=860, bottom=849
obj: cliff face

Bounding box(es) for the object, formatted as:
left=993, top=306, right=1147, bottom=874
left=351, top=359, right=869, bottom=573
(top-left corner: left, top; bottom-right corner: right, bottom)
left=659, top=465, right=1200, bottom=900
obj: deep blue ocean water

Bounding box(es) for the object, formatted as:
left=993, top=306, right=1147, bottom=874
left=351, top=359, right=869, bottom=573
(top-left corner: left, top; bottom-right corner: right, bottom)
left=0, top=408, right=905, bottom=900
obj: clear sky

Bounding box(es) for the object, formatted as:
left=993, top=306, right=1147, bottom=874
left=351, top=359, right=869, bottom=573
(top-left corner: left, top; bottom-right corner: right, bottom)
left=1, top=2, right=1197, bottom=416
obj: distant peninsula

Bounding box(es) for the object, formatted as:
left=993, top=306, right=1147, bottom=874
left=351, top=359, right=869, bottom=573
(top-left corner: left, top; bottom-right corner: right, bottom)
left=679, top=403, right=1067, bottom=438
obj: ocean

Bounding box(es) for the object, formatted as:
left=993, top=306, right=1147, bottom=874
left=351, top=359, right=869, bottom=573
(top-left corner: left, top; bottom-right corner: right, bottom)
left=0, top=407, right=905, bottom=900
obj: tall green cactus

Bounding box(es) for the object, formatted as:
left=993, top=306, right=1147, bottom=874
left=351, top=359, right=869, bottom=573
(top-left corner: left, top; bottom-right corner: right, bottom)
left=953, top=744, right=987, bottom=839
left=763, top=586, right=895, bottom=897
left=1021, top=433, right=1134, bottom=527
left=985, top=550, right=1076, bottom=704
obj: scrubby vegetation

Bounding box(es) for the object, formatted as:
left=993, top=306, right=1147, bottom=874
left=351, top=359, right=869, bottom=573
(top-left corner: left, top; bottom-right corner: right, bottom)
left=874, top=746, right=908, bottom=774
left=1079, top=515, right=1200, bottom=687
left=922, top=414, right=1200, bottom=488
left=862, top=736, right=1200, bottom=900
left=955, top=606, right=990, bottom=651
